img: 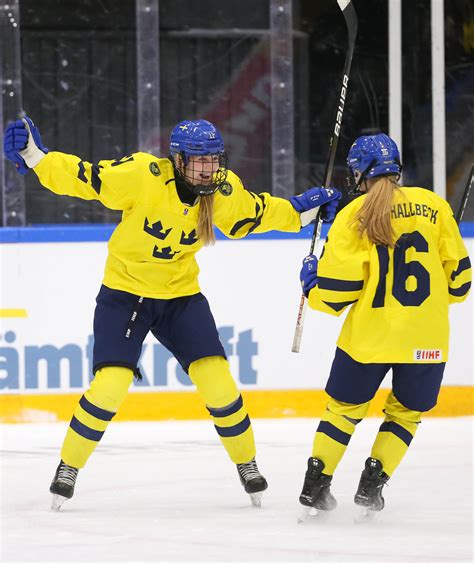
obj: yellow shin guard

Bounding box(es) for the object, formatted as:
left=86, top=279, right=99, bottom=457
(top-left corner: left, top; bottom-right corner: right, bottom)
left=60, top=366, right=133, bottom=469
left=189, top=356, right=256, bottom=464
left=371, top=391, right=421, bottom=476
left=312, top=398, right=371, bottom=475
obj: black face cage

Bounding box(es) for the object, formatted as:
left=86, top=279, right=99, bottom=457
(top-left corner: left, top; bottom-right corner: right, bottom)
left=175, top=151, right=229, bottom=196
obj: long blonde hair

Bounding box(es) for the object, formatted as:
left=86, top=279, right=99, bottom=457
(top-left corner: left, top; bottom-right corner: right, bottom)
left=198, top=194, right=216, bottom=246
left=353, top=176, right=400, bottom=247
left=172, top=153, right=216, bottom=246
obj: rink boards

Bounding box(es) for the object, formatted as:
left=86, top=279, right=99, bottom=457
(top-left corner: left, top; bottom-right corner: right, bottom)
left=1, top=225, right=472, bottom=422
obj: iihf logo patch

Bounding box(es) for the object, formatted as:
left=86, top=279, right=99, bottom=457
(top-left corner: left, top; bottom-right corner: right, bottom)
left=414, top=349, right=442, bottom=361
left=149, top=162, right=161, bottom=176
left=219, top=182, right=233, bottom=196
left=183, top=208, right=189, bottom=216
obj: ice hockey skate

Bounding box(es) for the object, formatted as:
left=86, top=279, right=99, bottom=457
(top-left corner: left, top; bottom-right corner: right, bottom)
left=354, top=457, right=389, bottom=523
left=49, top=460, right=79, bottom=511
left=236, top=458, right=268, bottom=507
left=298, top=457, right=337, bottom=523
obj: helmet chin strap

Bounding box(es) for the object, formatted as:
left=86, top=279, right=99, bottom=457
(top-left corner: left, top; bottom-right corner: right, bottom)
left=189, top=183, right=218, bottom=196
left=170, top=154, right=197, bottom=195
left=357, top=158, right=377, bottom=187
left=346, top=175, right=362, bottom=197
left=347, top=169, right=401, bottom=198
left=346, top=166, right=371, bottom=197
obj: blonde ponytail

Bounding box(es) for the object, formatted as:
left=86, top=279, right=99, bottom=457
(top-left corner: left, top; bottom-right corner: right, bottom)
left=197, top=194, right=216, bottom=246
left=353, top=176, right=400, bottom=247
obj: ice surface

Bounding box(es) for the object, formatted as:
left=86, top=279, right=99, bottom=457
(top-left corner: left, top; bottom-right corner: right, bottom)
left=1, top=418, right=472, bottom=562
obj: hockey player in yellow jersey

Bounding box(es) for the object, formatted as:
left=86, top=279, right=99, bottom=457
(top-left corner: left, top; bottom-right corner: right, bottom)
left=297, top=133, right=471, bottom=521
left=3, top=115, right=341, bottom=510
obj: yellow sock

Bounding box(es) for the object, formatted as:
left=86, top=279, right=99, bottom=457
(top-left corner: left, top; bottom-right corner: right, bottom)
left=312, top=398, right=370, bottom=475
left=61, top=366, right=133, bottom=468
left=189, top=356, right=256, bottom=464
left=371, top=391, right=422, bottom=476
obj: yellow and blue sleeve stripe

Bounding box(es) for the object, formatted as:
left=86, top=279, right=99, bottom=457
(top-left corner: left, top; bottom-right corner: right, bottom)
left=448, top=255, right=471, bottom=298
left=309, top=276, right=363, bottom=315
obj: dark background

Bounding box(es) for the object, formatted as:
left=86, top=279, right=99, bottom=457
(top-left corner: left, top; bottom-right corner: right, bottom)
left=14, top=0, right=474, bottom=224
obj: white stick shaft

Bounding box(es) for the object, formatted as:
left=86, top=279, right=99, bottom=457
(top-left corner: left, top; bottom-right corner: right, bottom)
left=291, top=294, right=307, bottom=353
left=290, top=0, right=357, bottom=354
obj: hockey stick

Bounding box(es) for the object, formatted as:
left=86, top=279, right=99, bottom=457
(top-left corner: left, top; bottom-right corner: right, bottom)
left=455, top=164, right=473, bottom=224
left=291, top=0, right=358, bottom=353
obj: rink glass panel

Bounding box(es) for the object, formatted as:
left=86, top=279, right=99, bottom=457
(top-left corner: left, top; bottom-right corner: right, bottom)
left=3, top=0, right=472, bottom=225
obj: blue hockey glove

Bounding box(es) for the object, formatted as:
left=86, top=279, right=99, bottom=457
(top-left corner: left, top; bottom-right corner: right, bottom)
left=290, top=187, right=341, bottom=226
left=320, top=193, right=341, bottom=222
left=3, top=115, right=48, bottom=175
left=300, top=254, right=318, bottom=297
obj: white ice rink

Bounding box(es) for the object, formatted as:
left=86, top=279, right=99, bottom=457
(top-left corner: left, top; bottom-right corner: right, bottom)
left=1, top=418, right=472, bottom=563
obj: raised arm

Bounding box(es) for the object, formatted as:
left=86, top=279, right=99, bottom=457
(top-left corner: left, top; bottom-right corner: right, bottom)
left=3, top=116, right=143, bottom=211
left=213, top=170, right=341, bottom=238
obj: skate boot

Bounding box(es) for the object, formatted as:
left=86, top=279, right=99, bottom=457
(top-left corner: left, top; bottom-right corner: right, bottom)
left=49, top=460, right=79, bottom=511
left=298, top=457, right=337, bottom=522
left=236, top=458, right=268, bottom=507
left=354, top=457, right=389, bottom=522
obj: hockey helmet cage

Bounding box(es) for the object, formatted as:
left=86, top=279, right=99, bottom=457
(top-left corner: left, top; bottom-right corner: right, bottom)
left=169, top=119, right=228, bottom=196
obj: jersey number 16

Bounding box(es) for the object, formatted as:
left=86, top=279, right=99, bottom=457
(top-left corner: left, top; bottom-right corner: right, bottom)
left=372, top=231, right=430, bottom=308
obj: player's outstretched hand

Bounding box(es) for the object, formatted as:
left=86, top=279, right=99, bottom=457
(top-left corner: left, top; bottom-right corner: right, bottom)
left=3, top=115, right=48, bottom=175
left=290, top=187, right=341, bottom=226
left=300, top=254, right=318, bottom=297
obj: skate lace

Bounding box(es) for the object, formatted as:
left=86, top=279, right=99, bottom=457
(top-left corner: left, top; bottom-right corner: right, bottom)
left=237, top=459, right=261, bottom=482
left=57, top=463, right=78, bottom=487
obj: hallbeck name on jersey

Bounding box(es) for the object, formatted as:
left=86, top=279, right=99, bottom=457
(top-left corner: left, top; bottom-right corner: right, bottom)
left=391, top=202, right=439, bottom=223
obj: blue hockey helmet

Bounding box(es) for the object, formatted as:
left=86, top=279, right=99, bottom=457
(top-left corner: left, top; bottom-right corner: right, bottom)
left=169, top=119, right=225, bottom=159
left=169, top=119, right=228, bottom=196
left=347, top=133, right=402, bottom=186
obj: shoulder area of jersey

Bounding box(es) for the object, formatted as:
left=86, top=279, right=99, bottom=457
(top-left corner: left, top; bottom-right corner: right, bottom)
left=336, top=192, right=367, bottom=218
left=398, top=185, right=452, bottom=207
left=132, top=152, right=174, bottom=179
left=215, top=169, right=243, bottom=197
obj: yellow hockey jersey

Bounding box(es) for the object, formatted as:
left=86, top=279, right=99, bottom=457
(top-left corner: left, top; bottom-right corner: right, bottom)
left=308, top=187, right=471, bottom=363
left=34, top=151, right=301, bottom=298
